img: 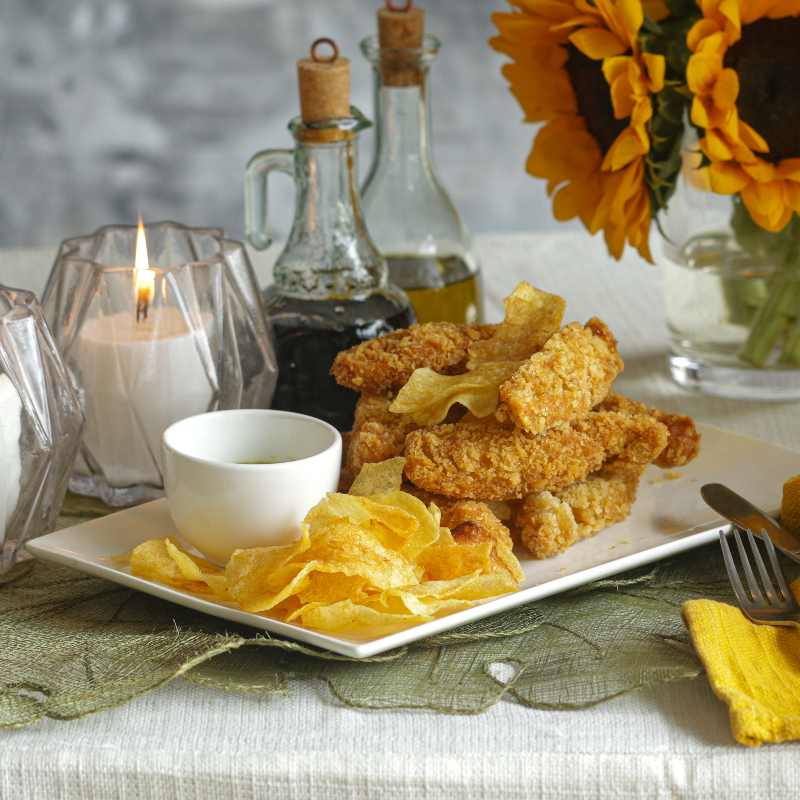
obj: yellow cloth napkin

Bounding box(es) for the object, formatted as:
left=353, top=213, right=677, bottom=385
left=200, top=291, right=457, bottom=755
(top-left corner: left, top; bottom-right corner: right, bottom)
left=682, top=573, right=800, bottom=746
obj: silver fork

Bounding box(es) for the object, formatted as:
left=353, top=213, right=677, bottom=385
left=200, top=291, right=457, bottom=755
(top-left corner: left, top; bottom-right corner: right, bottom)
left=719, top=528, right=800, bottom=628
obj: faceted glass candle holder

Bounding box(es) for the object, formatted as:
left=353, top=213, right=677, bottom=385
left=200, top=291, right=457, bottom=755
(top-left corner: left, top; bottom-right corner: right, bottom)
left=0, top=284, right=84, bottom=573
left=42, top=222, right=278, bottom=506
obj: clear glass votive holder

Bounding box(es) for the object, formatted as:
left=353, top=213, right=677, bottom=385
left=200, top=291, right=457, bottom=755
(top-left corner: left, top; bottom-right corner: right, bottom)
left=42, top=222, right=278, bottom=506
left=0, top=284, right=84, bottom=572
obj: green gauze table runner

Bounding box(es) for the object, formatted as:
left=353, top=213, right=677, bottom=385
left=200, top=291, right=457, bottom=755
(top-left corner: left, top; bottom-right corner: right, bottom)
left=1, top=494, right=784, bottom=728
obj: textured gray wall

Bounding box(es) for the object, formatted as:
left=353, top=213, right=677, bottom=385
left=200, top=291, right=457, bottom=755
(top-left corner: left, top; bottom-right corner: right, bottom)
left=0, top=0, right=578, bottom=248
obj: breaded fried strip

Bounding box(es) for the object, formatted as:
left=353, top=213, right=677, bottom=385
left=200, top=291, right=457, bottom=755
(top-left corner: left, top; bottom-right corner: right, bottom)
left=330, top=322, right=494, bottom=395
left=403, top=411, right=668, bottom=500
left=341, top=395, right=421, bottom=491
left=496, top=318, right=623, bottom=434
left=401, top=484, right=514, bottom=522
left=515, top=471, right=640, bottom=559
left=595, top=392, right=701, bottom=468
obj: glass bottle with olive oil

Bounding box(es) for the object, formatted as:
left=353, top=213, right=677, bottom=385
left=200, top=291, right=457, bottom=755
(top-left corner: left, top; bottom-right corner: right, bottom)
left=360, top=2, right=482, bottom=325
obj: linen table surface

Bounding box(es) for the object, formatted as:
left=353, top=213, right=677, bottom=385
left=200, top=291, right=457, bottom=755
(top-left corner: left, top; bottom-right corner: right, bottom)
left=1, top=233, right=798, bottom=800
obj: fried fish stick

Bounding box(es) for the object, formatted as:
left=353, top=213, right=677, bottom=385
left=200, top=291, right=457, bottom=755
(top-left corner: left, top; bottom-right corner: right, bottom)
left=341, top=395, right=421, bottom=491
left=496, top=318, right=623, bottom=434
left=330, top=322, right=494, bottom=395
left=403, top=411, right=668, bottom=500
left=514, top=470, right=640, bottom=559
left=595, top=392, right=701, bottom=468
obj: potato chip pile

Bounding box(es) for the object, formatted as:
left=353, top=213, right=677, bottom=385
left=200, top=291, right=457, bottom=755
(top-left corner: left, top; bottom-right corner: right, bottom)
left=117, top=458, right=524, bottom=632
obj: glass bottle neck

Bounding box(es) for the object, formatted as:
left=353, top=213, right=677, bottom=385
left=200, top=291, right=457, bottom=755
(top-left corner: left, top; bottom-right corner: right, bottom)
left=364, top=62, right=437, bottom=187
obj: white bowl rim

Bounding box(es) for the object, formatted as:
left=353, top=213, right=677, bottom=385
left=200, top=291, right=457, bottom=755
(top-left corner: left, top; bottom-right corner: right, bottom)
left=161, top=408, right=341, bottom=470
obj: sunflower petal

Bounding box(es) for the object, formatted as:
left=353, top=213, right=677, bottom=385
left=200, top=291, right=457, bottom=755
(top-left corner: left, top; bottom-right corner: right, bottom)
left=704, top=130, right=733, bottom=160
left=741, top=160, right=776, bottom=183
left=711, top=67, right=739, bottom=109
left=737, top=120, right=769, bottom=154
left=784, top=181, right=800, bottom=213
left=741, top=179, right=783, bottom=217
left=609, top=73, right=635, bottom=120
left=568, top=26, right=628, bottom=59
left=687, top=51, right=723, bottom=95
left=690, top=95, right=712, bottom=128
left=708, top=160, right=749, bottom=194
left=686, top=18, right=721, bottom=51
left=642, top=52, right=666, bottom=93
left=602, top=129, right=647, bottom=171
left=777, top=159, right=800, bottom=181
left=617, top=0, right=644, bottom=44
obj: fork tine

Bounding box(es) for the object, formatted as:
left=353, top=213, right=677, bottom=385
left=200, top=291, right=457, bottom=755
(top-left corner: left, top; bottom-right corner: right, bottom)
left=732, top=528, right=765, bottom=605
left=745, top=529, right=780, bottom=606
left=761, top=529, right=795, bottom=604
left=719, top=531, right=752, bottom=609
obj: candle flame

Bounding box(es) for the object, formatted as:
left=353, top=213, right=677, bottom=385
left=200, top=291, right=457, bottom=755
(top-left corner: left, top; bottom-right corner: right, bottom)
left=134, top=214, right=154, bottom=323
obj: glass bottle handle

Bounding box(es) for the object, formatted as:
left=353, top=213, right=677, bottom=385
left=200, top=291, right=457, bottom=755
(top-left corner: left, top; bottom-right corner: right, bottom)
left=244, top=149, right=295, bottom=250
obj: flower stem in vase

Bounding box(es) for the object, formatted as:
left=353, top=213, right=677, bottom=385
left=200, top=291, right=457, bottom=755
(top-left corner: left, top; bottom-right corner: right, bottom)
left=738, top=222, right=800, bottom=367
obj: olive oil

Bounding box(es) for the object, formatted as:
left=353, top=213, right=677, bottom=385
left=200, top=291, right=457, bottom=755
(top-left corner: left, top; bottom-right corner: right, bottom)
left=385, top=256, right=481, bottom=324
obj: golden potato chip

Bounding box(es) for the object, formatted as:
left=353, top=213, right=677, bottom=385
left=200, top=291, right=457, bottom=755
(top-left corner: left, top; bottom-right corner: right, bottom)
left=369, top=490, right=441, bottom=561
left=300, top=521, right=423, bottom=589
left=389, top=361, right=521, bottom=425
left=349, top=457, right=406, bottom=497
left=129, top=537, right=215, bottom=595
left=163, top=539, right=233, bottom=601
left=305, top=493, right=418, bottom=538
left=299, top=599, right=433, bottom=631
left=416, top=542, right=495, bottom=582
left=467, top=282, right=565, bottom=368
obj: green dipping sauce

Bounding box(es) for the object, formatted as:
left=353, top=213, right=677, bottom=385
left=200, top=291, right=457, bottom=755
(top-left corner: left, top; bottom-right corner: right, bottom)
left=235, top=457, right=296, bottom=465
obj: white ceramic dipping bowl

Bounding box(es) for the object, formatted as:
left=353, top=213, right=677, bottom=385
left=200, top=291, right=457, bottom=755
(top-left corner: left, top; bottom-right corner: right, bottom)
left=161, top=409, right=341, bottom=565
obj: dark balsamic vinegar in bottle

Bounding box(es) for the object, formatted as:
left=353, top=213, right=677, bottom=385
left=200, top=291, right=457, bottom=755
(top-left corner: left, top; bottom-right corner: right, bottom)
left=245, top=39, right=415, bottom=431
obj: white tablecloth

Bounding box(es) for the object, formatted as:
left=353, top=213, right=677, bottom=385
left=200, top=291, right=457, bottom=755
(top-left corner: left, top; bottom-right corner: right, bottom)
left=1, top=233, right=799, bottom=800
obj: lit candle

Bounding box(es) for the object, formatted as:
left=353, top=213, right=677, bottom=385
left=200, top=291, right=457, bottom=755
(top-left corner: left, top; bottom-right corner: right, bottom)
left=135, top=214, right=155, bottom=323
left=75, top=220, right=213, bottom=489
left=0, top=374, right=22, bottom=530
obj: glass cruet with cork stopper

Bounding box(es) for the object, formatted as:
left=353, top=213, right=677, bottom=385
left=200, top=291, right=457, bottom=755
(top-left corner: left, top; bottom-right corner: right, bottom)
left=360, top=1, right=482, bottom=325
left=245, top=38, right=415, bottom=432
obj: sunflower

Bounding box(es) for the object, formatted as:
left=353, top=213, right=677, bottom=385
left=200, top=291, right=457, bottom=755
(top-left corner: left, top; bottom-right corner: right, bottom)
left=686, top=0, right=800, bottom=232
left=491, top=0, right=667, bottom=261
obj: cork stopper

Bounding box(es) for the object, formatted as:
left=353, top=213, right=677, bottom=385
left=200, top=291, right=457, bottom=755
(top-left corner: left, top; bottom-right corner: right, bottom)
left=376, top=2, right=425, bottom=87
left=297, top=39, right=351, bottom=124
left=378, top=1, right=425, bottom=50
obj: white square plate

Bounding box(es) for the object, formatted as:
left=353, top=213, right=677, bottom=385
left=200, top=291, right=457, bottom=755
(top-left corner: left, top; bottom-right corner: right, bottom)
left=27, top=423, right=800, bottom=658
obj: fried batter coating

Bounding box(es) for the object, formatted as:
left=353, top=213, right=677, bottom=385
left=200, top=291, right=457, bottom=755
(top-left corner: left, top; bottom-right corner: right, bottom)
left=496, top=318, right=623, bottom=434
left=442, top=501, right=514, bottom=550
left=403, top=411, right=668, bottom=500
left=515, top=470, right=640, bottom=559
left=595, top=392, right=701, bottom=468
left=331, top=322, right=494, bottom=395
left=401, top=484, right=513, bottom=521
left=341, top=395, right=421, bottom=491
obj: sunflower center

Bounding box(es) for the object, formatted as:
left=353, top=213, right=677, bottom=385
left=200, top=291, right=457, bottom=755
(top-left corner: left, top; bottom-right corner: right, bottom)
left=564, top=43, right=629, bottom=156
left=724, top=17, right=800, bottom=164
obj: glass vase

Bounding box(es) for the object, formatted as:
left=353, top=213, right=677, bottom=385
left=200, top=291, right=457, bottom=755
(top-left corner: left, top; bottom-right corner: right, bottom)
left=660, top=132, right=800, bottom=401
left=42, top=222, right=278, bottom=506
left=360, top=34, right=482, bottom=325
left=0, top=284, right=84, bottom=572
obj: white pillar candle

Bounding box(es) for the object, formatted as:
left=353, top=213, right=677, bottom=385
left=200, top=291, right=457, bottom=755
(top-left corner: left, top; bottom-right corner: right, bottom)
left=76, top=307, right=213, bottom=488
left=0, top=373, right=22, bottom=531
